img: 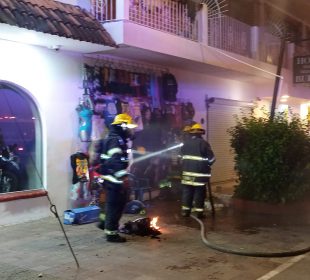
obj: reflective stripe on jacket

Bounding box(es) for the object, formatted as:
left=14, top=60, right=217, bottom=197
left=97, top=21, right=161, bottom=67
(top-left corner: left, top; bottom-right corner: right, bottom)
left=98, top=131, right=129, bottom=184
left=181, top=135, right=215, bottom=186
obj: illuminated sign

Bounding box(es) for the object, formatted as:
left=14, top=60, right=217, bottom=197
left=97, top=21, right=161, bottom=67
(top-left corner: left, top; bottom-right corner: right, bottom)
left=293, top=55, right=310, bottom=83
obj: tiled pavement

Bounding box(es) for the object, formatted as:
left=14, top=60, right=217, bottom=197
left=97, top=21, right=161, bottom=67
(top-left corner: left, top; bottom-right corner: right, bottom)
left=0, top=198, right=309, bottom=280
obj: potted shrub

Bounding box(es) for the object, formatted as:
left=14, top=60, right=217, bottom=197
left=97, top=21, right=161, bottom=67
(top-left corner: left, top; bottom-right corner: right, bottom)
left=228, top=108, right=310, bottom=211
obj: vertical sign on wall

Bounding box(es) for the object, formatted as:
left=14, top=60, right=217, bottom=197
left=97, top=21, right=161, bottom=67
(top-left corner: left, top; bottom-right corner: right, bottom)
left=293, top=55, right=310, bottom=84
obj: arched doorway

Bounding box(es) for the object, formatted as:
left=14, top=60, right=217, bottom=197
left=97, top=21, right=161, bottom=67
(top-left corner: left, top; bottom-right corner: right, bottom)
left=0, top=81, right=43, bottom=193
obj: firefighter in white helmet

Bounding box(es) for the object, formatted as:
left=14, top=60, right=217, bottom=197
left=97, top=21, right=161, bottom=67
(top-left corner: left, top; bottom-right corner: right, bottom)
left=180, top=123, right=215, bottom=219
left=97, top=113, right=137, bottom=242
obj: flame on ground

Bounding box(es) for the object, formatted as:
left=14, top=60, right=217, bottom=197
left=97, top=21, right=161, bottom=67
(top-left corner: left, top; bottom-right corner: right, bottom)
left=150, top=216, right=160, bottom=230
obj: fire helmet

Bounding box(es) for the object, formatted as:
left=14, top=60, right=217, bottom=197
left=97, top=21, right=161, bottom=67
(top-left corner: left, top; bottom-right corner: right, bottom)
left=124, top=200, right=146, bottom=214
left=190, top=123, right=205, bottom=134
left=111, top=113, right=137, bottom=129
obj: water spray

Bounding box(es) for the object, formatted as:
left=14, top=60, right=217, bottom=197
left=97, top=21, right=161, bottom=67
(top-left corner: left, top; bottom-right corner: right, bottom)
left=132, top=143, right=183, bottom=164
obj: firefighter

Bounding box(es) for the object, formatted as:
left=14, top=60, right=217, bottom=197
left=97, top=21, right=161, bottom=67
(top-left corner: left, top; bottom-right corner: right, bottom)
left=97, top=113, right=137, bottom=242
left=180, top=123, right=215, bottom=219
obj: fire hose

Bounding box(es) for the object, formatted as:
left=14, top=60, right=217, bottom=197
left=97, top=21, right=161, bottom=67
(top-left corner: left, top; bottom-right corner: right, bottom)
left=191, top=215, right=310, bottom=258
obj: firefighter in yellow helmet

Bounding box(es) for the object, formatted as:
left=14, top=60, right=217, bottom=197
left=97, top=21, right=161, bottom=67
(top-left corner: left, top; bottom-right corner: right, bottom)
left=180, top=123, right=215, bottom=219
left=97, top=113, right=137, bottom=242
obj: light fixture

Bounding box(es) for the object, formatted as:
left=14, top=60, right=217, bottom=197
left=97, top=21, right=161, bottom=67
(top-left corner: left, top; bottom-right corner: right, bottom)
left=49, top=45, right=61, bottom=51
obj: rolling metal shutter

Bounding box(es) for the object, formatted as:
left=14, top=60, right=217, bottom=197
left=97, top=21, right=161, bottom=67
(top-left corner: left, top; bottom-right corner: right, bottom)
left=206, top=98, right=252, bottom=184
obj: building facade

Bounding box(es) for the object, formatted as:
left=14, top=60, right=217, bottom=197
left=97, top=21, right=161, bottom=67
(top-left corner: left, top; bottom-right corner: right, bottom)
left=0, top=0, right=309, bottom=225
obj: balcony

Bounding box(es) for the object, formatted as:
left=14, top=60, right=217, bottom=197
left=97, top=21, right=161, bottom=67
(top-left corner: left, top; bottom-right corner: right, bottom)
left=91, top=0, right=198, bottom=41
left=89, top=0, right=286, bottom=81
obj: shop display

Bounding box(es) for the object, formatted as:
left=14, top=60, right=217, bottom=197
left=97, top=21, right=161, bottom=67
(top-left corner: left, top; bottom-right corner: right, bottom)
left=71, top=59, right=197, bottom=202
left=162, top=72, right=178, bottom=102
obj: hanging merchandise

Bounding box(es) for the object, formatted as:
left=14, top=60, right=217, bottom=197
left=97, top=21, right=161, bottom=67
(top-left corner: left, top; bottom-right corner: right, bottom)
left=91, top=114, right=106, bottom=141
left=84, top=64, right=103, bottom=95
left=174, top=103, right=183, bottom=128
left=163, top=103, right=181, bottom=128
left=91, top=98, right=108, bottom=141
left=101, top=66, right=109, bottom=90
left=107, top=67, right=117, bottom=93
left=130, top=72, right=140, bottom=87
left=117, top=69, right=131, bottom=94
left=128, top=98, right=144, bottom=131
left=76, top=89, right=94, bottom=143
left=186, top=102, right=195, bottom=119
left=70, top=152, right=90, bottom=183
left=150, top=73, right=160, bottom=109
left=139, top=73, right=151, bottom=97
left=162, top=73, right=178, bottom=102
left=83, top=60, right=164, bottom=103
left=70, top=152, right=91, bottom=208
left=181, top=101, right=195, bottom=126
left=102, top=96, right=121, bottom=128
left=121, top=100, right=130, bottom=115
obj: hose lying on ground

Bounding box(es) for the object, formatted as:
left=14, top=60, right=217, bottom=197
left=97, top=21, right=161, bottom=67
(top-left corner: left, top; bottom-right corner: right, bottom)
left=191, top=215, right=310, bottom=258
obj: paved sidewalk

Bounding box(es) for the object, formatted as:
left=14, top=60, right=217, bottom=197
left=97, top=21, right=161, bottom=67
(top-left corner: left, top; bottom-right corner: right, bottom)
left=0, top=199, right=309, bottom=280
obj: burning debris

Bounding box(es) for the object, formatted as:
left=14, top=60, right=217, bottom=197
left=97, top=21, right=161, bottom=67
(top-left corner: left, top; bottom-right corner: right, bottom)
left=120, top=217, right=161, bottom=237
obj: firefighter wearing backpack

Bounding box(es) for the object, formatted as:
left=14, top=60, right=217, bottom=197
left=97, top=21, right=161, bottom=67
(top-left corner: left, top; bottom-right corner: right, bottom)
left=180, top=123, right=215, bottom=219
left=97, top=113, right=137, bottom=242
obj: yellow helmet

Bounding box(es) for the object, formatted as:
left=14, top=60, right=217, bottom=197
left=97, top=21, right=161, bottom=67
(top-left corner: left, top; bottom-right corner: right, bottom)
left=111, top=113, right=137, bottom=128
left=183, top=125, right=191, bottom=133
left=190, top=123, right=205, bottom=134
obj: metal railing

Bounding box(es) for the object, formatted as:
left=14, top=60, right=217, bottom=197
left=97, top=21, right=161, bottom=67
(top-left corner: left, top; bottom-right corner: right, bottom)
left=129, top=0, right=198, bottom=41
left=208, top=16, right=252, bottom=58
left=90, top=1, right=284, bottom=66
left=91, top=0, right=114, bottom=21
left=90, top=0, right=198, bottom=41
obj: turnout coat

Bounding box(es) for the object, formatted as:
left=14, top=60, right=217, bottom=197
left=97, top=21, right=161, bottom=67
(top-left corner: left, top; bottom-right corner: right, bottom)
left=181, top=135, right=215, bottom=186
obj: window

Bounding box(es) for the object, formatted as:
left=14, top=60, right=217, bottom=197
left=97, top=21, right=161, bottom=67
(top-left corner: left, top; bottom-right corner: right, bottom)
left=0, top=82, right=42, bottom=193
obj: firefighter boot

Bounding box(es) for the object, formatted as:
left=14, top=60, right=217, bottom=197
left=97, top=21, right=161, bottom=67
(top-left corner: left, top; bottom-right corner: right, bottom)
left=106, top=234, right=127, bottom=243
left=181, top=209, right=190, bottom=217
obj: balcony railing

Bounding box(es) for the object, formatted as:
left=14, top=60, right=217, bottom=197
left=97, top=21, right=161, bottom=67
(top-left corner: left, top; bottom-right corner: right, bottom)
left=208, top=16, right=252, bottom=58
left=90, top=0, right=198, bottom=41
left=90, top=0, right=283, bottom=66
left=91, top=0, right=115, bottom=21
left=130, top=0, right=198, bottom=40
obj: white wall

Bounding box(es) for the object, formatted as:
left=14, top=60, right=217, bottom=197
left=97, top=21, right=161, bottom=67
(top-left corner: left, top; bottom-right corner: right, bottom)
left=0, top=197, right=51, bottom=226
left=172, top=67, right=257, bottom=125
left=174, top=66, right=310, bottom=124
left=0, top=40, right=84, bottom=224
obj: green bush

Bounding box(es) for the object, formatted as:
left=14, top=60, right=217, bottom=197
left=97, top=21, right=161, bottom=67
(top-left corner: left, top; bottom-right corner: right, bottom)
left=228, top=108, right=310, bottom=203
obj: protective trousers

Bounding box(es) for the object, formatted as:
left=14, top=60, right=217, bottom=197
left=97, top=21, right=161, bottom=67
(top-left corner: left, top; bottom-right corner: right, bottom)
left=104, top=181, right=128, bottom=235
left=182, top=184, right=206, bottom=213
